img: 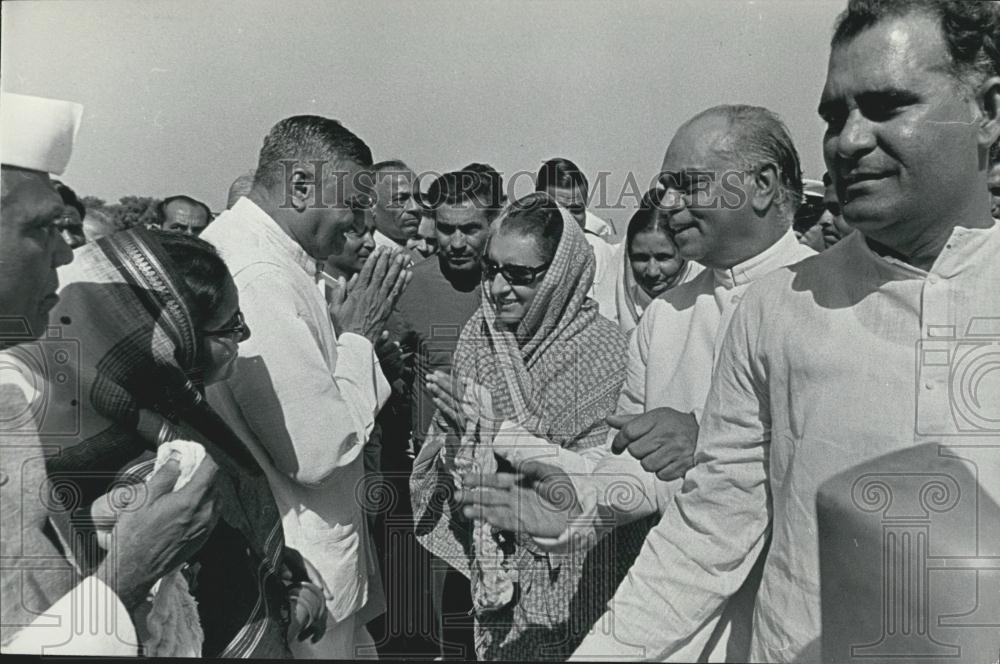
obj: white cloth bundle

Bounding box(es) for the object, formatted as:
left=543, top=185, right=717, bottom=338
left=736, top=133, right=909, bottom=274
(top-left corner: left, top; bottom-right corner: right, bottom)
left=142, top=440, right=206, bottom=658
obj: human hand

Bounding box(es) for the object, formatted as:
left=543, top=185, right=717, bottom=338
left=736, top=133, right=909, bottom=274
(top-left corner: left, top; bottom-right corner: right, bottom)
left=374, top=331, right=404, bottom=383
left=456, top=459, right=580, bottom=538
left=425, top=371, right=497, bottom=435
left=98, top=454, right=219, bottom=610
left=282, top=548, right=331, bottom=643
left=607, top=407, right=699, bottom=481
left=330, top=248, right=412, bottom=342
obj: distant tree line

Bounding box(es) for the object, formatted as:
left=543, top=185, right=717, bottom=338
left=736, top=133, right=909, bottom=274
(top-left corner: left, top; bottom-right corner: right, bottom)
left=80, top=195, right=162, bottom=230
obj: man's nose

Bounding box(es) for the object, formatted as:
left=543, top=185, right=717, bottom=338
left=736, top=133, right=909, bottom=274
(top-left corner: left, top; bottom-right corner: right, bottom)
left=837, top=110, right=876, bottom=159
left=51, top=230, right=74, bottom=268
left=451, top=233, right=468, bottom=250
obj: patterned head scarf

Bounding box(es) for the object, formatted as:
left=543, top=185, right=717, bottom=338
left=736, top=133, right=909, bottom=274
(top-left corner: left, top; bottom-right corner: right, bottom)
left=31, top=228, right=261, bottom=475
left=412, top=194, right=628, bottom=649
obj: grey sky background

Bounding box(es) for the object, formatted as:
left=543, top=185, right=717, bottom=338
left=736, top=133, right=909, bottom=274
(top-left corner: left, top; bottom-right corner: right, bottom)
left=2, top=0, right=843, bottom=229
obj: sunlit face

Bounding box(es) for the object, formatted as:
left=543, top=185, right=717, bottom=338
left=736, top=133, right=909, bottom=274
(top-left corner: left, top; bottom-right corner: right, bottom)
left=545, top=185, right=587, bottom=229
left=325, top=207, right=375, bottom=276
left=435, top=201, right=491, bottom=275
left=406, top=213, right=438, bottom=258
left=485, top=231, right=548, bottom=331
left=201, top=276, right=246, bottom=384
left=819, top=13, right=987, bottom=252
left=659, top=114, right=757, bottom=269
left=628, top=228, right=684, bottom=298
left=373, top=168, right=421, bottom=243
left=0, top=168, right=75, bottom=341
left=304, top=159, right=370, bottom=261
left=162, top=199, right=211, bottom=236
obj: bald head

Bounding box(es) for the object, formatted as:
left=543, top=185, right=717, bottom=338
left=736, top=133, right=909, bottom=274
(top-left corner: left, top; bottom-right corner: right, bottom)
left=227, top=170, right=255, bottom=209
left=678, top=104, right=803, bottom=219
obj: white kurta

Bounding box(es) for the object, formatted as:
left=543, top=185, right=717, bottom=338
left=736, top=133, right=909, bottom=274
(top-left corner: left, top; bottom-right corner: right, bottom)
left=201, top=199, right=391, bottom=637
left=586, top=210, right=614, bottom=239
left=575, top=224, right=1000, bottom=661
left=586, top=232, right=619, bottom=318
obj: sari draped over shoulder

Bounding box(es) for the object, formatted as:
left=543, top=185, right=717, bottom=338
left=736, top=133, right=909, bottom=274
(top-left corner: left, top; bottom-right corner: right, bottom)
left=15, top=228, right=290, bottom=657
left=411, top=203, right=647, bottom=659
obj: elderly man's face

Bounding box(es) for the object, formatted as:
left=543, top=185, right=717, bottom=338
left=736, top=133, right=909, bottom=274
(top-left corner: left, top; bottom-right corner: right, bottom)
left=658, top=114, right=759, bottom=269
left=373, top=168, right=422, bottom=243
left=305, top=159, right=372, bottom=262
left=163, top=199, right=211, bottom=235
left=0, top=168, right=74, bottom=341
left=820, top=13, right=988, bottom=252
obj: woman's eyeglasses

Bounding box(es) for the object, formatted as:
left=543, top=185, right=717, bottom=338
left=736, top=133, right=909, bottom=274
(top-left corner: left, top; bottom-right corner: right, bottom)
left=480, top=257, right=550, bottom=287
left=204, top=310, right=251, bottom=343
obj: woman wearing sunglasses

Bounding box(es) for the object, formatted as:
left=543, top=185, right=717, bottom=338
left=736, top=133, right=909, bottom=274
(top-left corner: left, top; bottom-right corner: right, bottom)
left=410, top=193, right=647, bottom=660
left=26, top=228, right=327, bottom=657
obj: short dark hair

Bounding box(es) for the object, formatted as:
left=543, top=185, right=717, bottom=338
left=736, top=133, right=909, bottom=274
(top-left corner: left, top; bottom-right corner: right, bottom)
left=52, top=180, right=85, bottom=219
left=424, top=163, right=505, bottom=219
left=372, top=159, right=410, bottom=176
left=497, top=192, right=563, bottom=263
left=153, top=229, right=231, bottom=331
left=690, top=104, right=803, bottom=219
left=157, top=195, right=213, bottom=225
left=832, top=0, right=1000, bottom=91
left=254, top=115, right=373, bottom=190
left=535, top=158, right=589, bottom=200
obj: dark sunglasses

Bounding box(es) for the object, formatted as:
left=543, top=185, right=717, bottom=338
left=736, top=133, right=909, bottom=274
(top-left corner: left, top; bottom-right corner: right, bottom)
left=204, top=310, right=251, bottom=343
left=480, top=257, right=551, bottom=287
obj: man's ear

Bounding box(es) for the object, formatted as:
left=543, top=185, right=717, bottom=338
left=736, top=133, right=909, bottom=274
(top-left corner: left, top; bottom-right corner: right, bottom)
left=750, top=163, right=780, bottom=216
left=974, top=75, right=1000, bottom=155
left=287, top=165, right=316, bottom=212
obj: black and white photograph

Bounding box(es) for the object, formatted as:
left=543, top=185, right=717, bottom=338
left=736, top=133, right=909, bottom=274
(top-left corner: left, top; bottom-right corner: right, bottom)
left=1, top=0, right=998, bottom=661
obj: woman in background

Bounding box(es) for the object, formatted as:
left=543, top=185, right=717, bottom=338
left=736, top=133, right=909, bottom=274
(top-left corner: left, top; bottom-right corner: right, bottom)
left=610, top=190, right=703, bottom=334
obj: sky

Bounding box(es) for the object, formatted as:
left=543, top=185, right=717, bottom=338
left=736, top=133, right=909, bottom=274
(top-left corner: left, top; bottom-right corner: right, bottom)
left=2, top=0, right=844, bottom=232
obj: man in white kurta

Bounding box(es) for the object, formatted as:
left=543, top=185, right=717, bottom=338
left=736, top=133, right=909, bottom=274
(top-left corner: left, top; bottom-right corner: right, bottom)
left=0, top=92, right=134, bottom=656
left=573, top=4, right=1000, bottom=660
left=202, top=116, right=394, bottom=658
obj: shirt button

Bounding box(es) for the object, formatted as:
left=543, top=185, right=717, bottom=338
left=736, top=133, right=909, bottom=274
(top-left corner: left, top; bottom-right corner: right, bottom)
left=925, top=381, right=936, bottom=390
left=927, top=275, right=939, bottom=285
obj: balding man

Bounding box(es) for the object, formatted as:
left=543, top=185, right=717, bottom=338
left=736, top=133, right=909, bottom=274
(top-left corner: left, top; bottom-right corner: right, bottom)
left=583, top=1, right=999, bottom=659
left=0, top=92, right=217, bottom=656
left=227, top=169, right=255, bottom=209
left=157, top=194, right=213, bottom=235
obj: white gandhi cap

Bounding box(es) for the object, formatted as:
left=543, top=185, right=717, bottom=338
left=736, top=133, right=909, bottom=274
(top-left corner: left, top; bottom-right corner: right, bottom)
left=0, top=91, right=83, bottom=175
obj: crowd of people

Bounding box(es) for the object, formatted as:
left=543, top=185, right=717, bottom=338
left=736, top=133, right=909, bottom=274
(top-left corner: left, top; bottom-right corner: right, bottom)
left=1, top=0, right=999, bottom=661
